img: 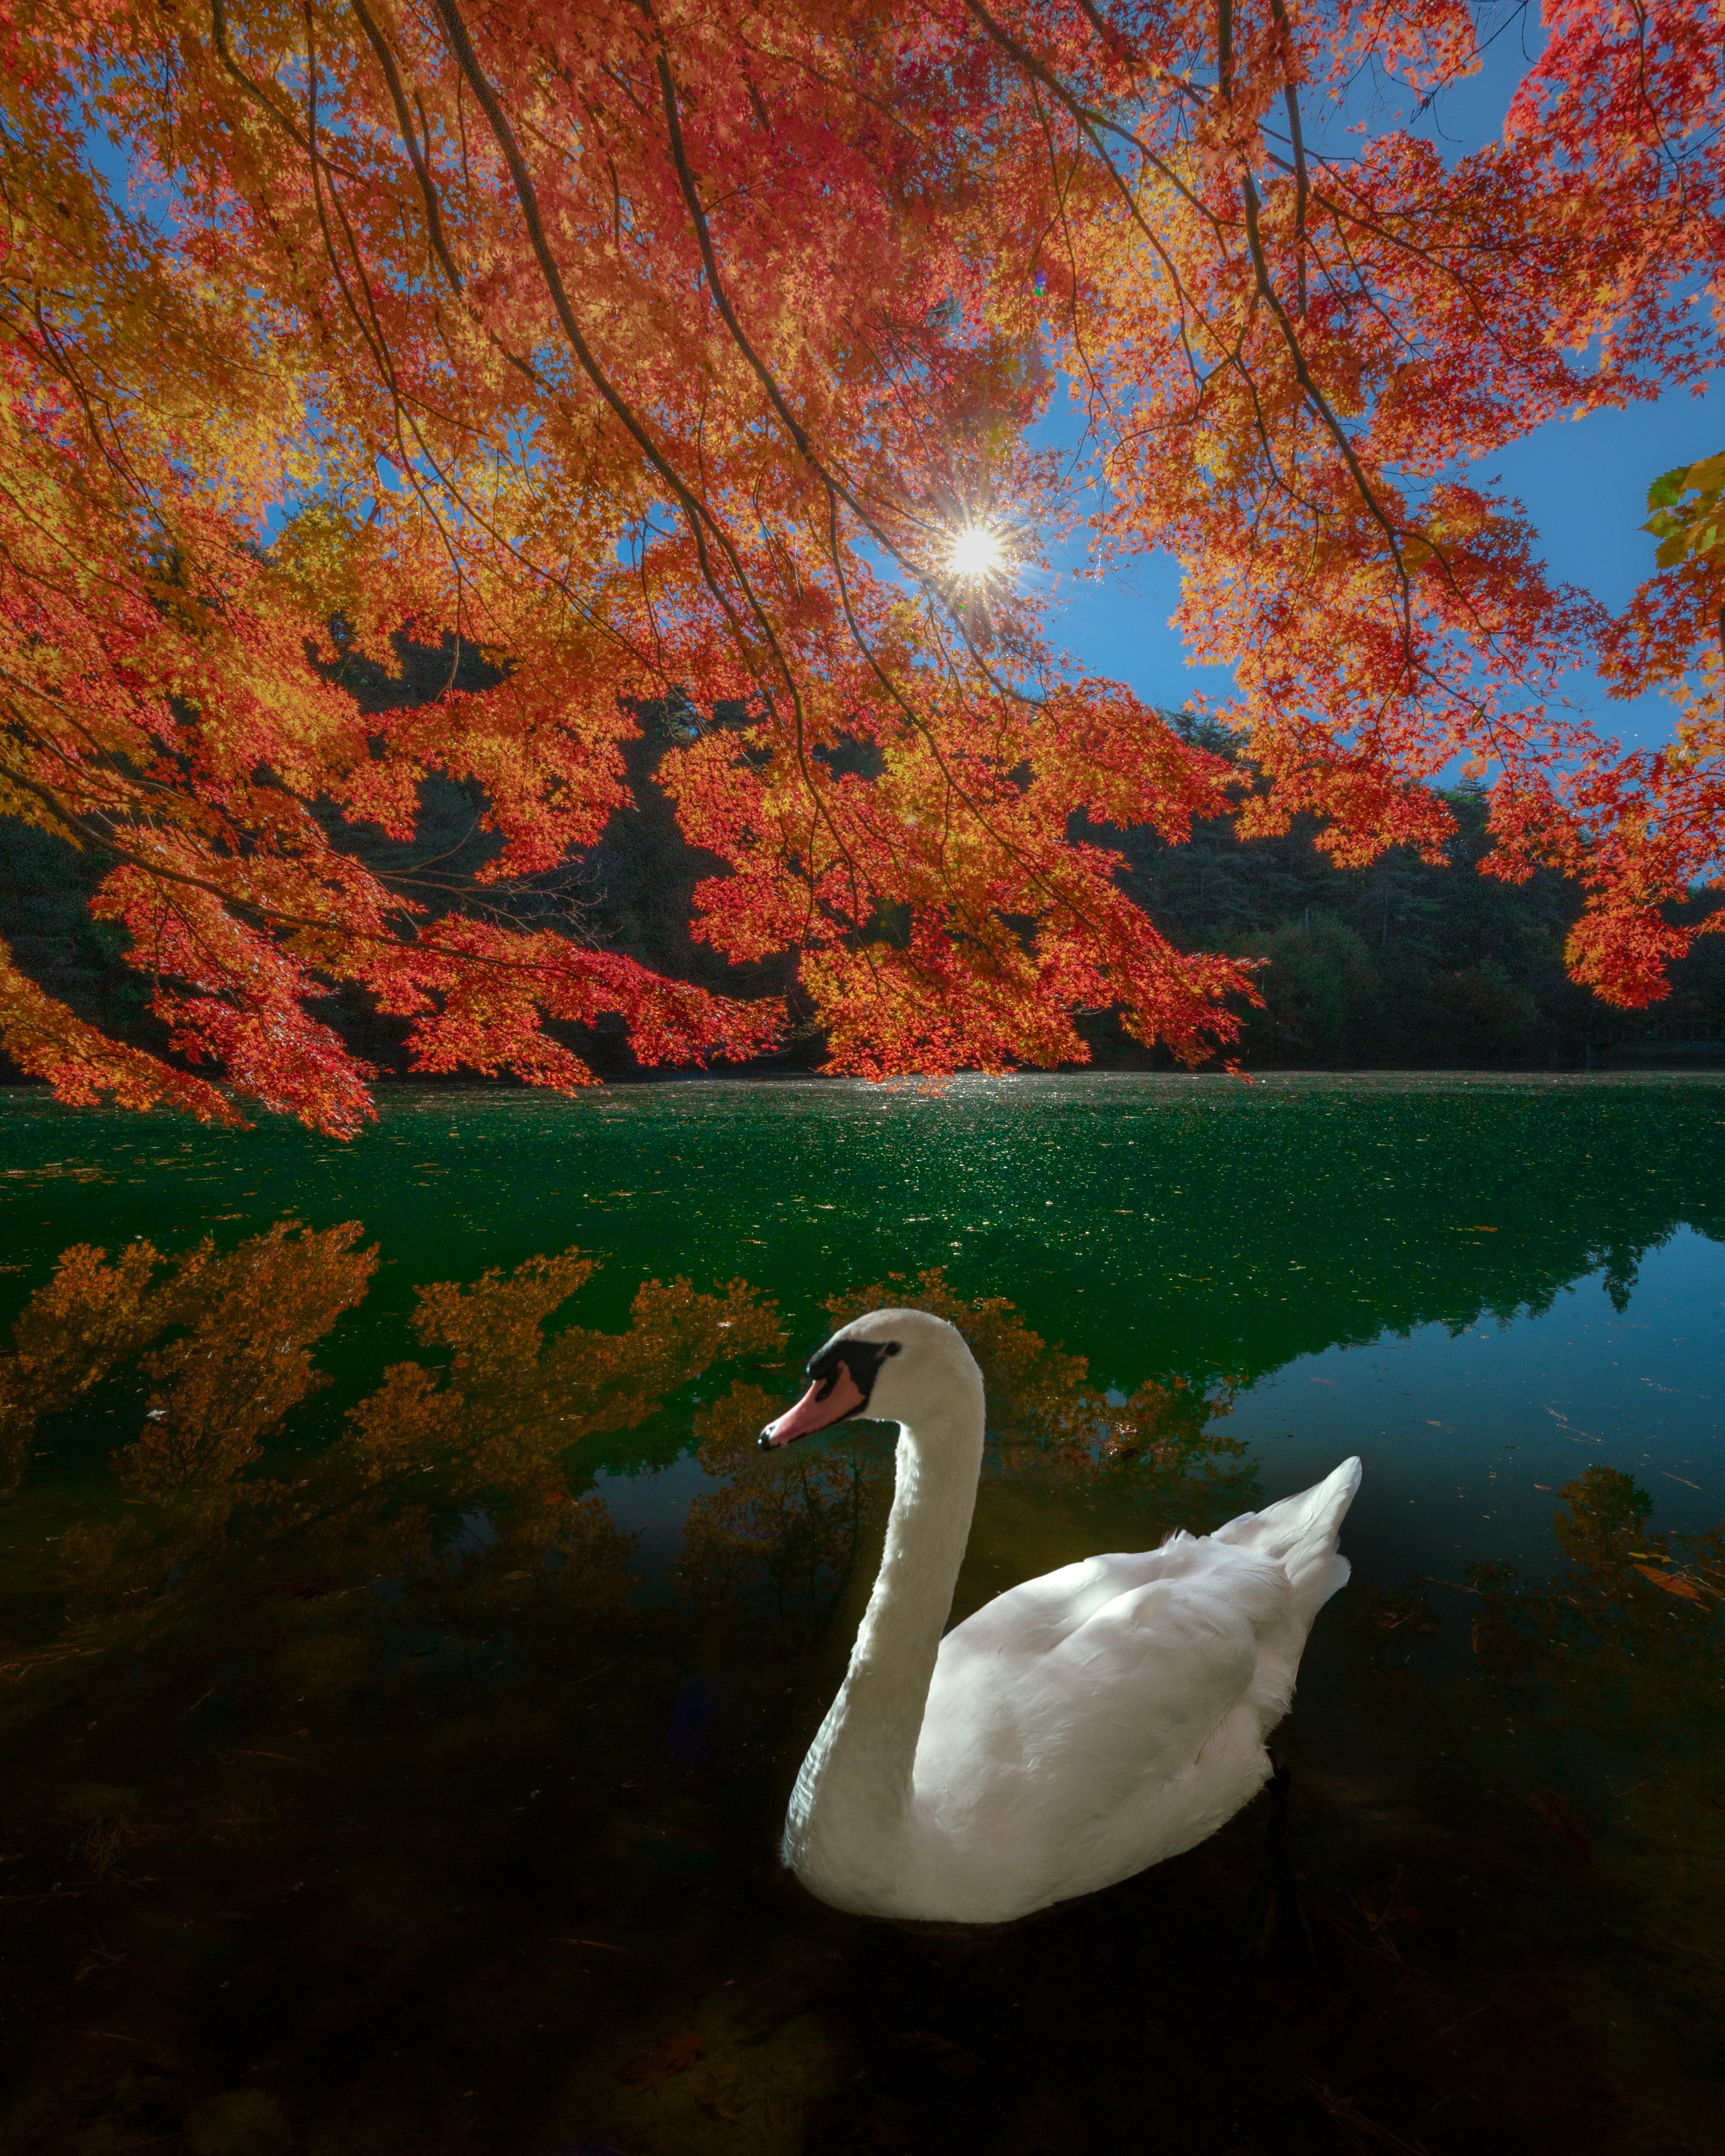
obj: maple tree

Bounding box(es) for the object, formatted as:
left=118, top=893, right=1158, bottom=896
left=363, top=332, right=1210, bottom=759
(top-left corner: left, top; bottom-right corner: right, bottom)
left=4, top=0, right=1724, bottom=1131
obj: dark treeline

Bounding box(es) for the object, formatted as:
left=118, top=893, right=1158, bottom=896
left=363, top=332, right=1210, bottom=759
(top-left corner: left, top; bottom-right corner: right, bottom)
left=4, top=657, right=1722, bottom=1083
left=1094, top=713, right=1725, bottom=1070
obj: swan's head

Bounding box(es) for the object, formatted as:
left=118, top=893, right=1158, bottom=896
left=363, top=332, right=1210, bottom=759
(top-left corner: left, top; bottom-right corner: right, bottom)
left=758, top=1308, right=976, bottom=1450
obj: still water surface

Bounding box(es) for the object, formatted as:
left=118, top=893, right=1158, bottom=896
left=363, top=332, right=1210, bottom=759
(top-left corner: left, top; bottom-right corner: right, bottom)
left=1, top=1074, right=1721, bottom=2155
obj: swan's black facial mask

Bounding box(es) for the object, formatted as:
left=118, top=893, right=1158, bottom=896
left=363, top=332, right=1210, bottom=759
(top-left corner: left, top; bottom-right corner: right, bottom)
left=758, top=1337, right=902, bottom=1449
left=810, top=1336, right=898, bottom=1408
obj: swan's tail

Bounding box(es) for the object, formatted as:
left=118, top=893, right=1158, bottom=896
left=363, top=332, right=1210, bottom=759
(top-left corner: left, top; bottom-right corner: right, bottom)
left=1211, top=1456, right=1362, bottom=1632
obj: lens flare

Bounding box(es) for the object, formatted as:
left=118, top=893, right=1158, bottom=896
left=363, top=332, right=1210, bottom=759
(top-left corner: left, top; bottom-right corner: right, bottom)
left=945, top=524, right=1007, bottom=581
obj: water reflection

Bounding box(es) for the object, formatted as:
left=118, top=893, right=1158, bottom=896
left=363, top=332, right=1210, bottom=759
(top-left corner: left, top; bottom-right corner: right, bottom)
left=0, top=1223, right=377, bottom=1493
left=1469, top=1465, right=1725, bottom=1699
left=682, top=1383, right=869, bottom=1648
left=0, top=1224, right=374, bottom=1500
left=3, top=1228, right=795, bottom=1667
left=0, top=1196, right=1721, bottom=2154
left=5, top=1230, right=1262, bottom=1672
left=679, top=1270, right=1257, bottom=1655
left=1464, top=1469, right=1725, bottom=1871
left=1351, top=1465, right=1725, bottom=1820
left=7, top=1074, right=1722, bottom=1408
left=831, top=1267, right=1249, bottom=1494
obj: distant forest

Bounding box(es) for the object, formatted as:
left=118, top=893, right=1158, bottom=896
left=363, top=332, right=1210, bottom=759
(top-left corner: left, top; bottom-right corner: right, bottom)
left=1109, top=713, right=1725, bottom=1072
left=5, top=640, right=1723, bottom=1086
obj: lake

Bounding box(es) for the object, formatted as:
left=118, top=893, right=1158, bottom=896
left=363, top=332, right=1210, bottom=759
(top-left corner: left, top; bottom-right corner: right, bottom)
left=0, top=1072, right=1721, bottom=2156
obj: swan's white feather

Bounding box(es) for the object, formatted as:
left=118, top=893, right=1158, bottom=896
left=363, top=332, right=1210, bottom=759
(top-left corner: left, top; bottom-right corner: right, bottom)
left=907, top=1459, right=1363, bottom=1921
left=778, top=1308, right=1362, bottom=1925
left=908, top=1537, right=1274, bottom=1918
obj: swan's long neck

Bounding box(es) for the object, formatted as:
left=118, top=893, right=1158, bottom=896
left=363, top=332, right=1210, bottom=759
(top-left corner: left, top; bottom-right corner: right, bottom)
left=785, top=1373, right=984, bottom=1909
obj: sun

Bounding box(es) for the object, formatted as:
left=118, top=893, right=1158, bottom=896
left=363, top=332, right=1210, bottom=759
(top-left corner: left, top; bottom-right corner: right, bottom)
left=944, top=523, right=1008, bottom=582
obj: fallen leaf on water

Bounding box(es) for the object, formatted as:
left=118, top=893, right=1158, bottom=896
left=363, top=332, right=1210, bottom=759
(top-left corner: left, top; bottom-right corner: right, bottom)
left=1634, top=1563, right=1704, bottom=1601
left=618, top=2030, right=706, bottom=2096
left=695, top=2074, right=746, bottom=2123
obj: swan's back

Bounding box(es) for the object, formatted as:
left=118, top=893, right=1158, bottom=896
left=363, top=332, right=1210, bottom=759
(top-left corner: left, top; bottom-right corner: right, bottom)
left=907, top=1457, right=1362, bottom=1921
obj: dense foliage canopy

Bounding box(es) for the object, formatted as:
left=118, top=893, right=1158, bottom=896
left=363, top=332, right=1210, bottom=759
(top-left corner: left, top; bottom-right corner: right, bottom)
left=4, top=0, right=1725, bottom=1129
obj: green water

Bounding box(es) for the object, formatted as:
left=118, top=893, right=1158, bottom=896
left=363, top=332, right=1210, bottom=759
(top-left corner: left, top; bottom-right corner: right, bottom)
left=0, top=1074, right=1721, bottom=2155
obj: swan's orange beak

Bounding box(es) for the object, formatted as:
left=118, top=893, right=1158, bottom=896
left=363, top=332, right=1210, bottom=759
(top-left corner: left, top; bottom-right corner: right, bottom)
left=759, top=1360, right=867, bottom=1449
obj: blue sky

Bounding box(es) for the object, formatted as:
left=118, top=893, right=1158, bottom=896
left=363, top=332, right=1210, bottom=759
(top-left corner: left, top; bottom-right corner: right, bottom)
left=1037, top=9, right=1719, bottom=752
left=1040, top=385, right=1720, bottom=749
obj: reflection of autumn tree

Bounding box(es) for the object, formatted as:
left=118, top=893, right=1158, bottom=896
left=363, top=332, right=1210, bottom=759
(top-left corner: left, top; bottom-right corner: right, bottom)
left=2, top=1224, right=782, bottom=1671
left=343, top=1252, right=781, bottom=1492
left=0, top=1241, right=166, bottom=1493
left=332, top=1251, right=783, bottom=1596
left=121, top=1225, right=379, bottom=1498
left=685, top=1275, right=1253, bottom=1641
left=13, top=1222, right=378, bottom=1641
left=680, top=1383, right=868, bottom=1645
left=1415, top=1470, right=1725, bottom=1917
left=1467, top=1470, right=1725, bottom=1756
left=827, top=1269, right=1248, bottom=1492
left=0, top=1222, right=374, bottom=1511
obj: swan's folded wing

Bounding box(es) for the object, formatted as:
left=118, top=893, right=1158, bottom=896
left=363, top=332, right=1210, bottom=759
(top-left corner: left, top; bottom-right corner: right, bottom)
left=919, top=1538, right=1291, bottom=1818
left=935, top=1544, right=1197, bottom=1664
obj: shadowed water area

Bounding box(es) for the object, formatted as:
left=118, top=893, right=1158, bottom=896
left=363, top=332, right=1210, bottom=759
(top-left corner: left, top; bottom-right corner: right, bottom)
left=0, top=1073, right=1721, bottom=2156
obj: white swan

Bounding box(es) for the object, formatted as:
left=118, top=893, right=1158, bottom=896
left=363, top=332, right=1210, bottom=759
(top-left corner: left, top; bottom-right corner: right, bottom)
left=759, top=1307, right=1361, bottom=1925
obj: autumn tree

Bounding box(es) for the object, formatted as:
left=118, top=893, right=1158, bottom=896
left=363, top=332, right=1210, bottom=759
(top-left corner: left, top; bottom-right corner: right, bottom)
left=3, top=0, right=1723, bottom=1131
